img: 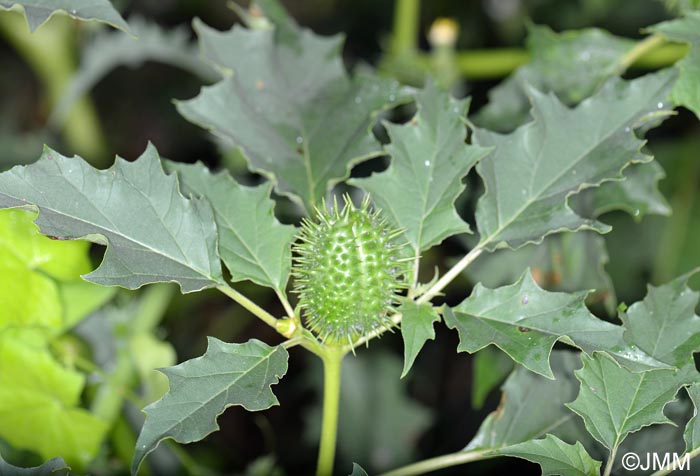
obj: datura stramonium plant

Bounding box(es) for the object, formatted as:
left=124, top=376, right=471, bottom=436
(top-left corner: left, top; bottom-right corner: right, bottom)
left=292, top=195, right=410, bottom=345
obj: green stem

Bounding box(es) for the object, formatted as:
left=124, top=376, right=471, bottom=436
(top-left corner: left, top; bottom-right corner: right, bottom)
left=316, top=346, right=346, bottom=476
left=391, top=0, right=420, bottom=55
left=216, top=284, right=280, bottom=330
left=651, top=447, right=700, bottom=476
left=417, top=246, right=484, bottom=304
left=0, top=11, right=109, bottom=164
left=616, top=33, right=666, bottom=73
left=603, top=446, right=617, bottom=476
left=378, top=449, right=495, bottom=476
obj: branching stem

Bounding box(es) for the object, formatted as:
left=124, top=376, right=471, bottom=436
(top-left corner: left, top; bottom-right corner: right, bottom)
left=217, top=284, right=279, bottom=330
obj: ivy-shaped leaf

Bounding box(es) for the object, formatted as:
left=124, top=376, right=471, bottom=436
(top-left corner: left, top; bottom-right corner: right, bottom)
left=0, top=453, right=70, bottom=476
left=166, top=161, right=297, bottom=294
left=466, top=351, right=589, bottom=451
left=50, top=16, right=218, bottom=126
left=398, top=302, right=440, bottom=378
left=684, top=384, right=700, bottom=452
left=620, top=271, right=700, bottom=369
left=177, top=19, right=408, bottom=212
left=0, top=144, right=224, bottom=293
left=649, top=12, right=700, bottom=119
left=473, top=69, right=677, bottom=251
left=475, top=23, right=635, bottom=132
left=132, top=338, right=289, bottom=474
left=567, top=352, right=680, bottom=451
left=444, top=270, right=664, bottom=378
left=0, top=0, right=130, bottom=32
left=498, top=435, right=601, bottom=476
left=349, top=83, right=490, bottom=258
left=0, top=332, right=108, bottom=470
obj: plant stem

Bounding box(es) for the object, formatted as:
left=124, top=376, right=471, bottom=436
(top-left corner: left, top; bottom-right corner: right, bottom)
left=616, top=33, right=666, bottom=73
left=216, top=284, right=279, bottom=330
left=378, top=449, right=495, bottom=476
left=276, top=290, right=296, bottom=318
left=316, top=346, right=345, bottom=476
left=651, top=447, right=700, bottom=476
left=417, top=246, right=484, bottom=304
left=603, top=447, right=617, bottom=476
left=390, top=0, right=420, bottom=56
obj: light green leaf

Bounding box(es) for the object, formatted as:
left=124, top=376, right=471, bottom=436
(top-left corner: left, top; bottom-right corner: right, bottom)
left=621, top=271, right=700, bottom=369
left=349, top=463, right=369, bottom=476
left=578, top=161, right=671, bottom=220
left=0, top=208, right=114, bottom=333
left=684, top=384, right=700, bottom=452
left=349, top=83, right=490, bottom=257
left=0, top=0, right=130, bottom=32
left=499, top=434, right=601, bottom=476
left=0, top=333, right=108, bottom=469
left=474, top=24, right=635, bottom=132
left=177, top=19, right=408, bottom=212
left=166, top=161, right=296, bottom=294
left=399, top=301, right=440, bottom=378
left=0, top=454, right=70, bottom=476
left=132, top=338, right=289, bottom=474
left=50, top=16, right=218, bottom=126
left=649, top=12, right=700, bottom=118
left=473, top=69, right=677, bottom=251
left=444, top=271, right=664, bottom=379
left=0, top=144, right=224, bottom=293
left=466, top=351, right=588, bottom=451
left=567, top=352, right=680, bottom=450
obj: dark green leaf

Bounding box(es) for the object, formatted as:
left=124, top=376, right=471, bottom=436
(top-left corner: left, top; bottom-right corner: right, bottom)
left=567, top=352, right=680, bottom=450
left=0, top=0, right=130, bottom=32
left=649, top=12, right=700, bottom=118
left=473, top=70, right=677, bottom=251
left=349, top=83, right=490, bottom=258
left=499, top=435, right=601, bottom=476
left=132, top=338, right=289, bottom=474
left=399, top=301, right=440, bottom=378
left=444, top=271, right=664, bottom=379
left=474, top=24, right=634, bottom=132
left=50, top=16, right=218, bottom=126
left=466, top=351, right=589, bottom=451
left=621, top=271, right=700, bottom=368
left=0, top=144, right=224, bottom=293
left=685, top=384, right=700, bottom=451
left=577, top=161, right=671, bottom=220
left=167, top=161, right=297, bottom=294
left=468, top=231, right=616, bottom=314
left=177, top=19, right=408, bottom=211
left=0, top=454, right=70, bottom=476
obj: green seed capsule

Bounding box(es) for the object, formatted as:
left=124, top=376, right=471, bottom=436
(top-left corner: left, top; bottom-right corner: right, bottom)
left=292, top=195, right=408, bottom=344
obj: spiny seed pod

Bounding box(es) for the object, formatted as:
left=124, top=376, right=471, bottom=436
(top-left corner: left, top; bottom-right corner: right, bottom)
left=293, top=195, right=409, bottom=345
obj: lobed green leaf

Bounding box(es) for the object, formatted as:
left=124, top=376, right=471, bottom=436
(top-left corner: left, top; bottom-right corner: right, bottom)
left=473, top=69, right=677, bottom=251
left=349, top=83, right=490, bottom=259
left=498, top=434, right=601, bottom=476
left=0, top=0, right=130, bottom=32
left=0, top=144, right=224, bottom=293
left=167, top=161, right=297, bottom=294
left=132, top=338, right=289, bottom=474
